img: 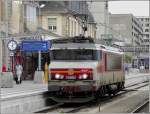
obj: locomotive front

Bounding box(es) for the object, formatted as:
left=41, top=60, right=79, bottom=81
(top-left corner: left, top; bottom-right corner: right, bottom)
left=48, top=42, right=99, bottom=103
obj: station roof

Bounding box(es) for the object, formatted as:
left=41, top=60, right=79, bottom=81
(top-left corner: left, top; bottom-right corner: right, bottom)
left=10, top=27, right=61, bottom=40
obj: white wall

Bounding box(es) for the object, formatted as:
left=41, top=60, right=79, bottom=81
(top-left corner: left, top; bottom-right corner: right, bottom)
left=0, top=39, right=2, bottom=70
left=26, top=5, right=37, bottom=31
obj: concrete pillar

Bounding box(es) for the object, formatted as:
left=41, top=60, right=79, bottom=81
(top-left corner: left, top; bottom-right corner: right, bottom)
left=0, top=0, right=2, bottom=21
left=0, top=39, right=2, bottom=69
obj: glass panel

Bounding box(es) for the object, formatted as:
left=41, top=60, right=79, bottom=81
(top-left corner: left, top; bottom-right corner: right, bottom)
left=106, top=53, right=122, bottom=70
left=51, top=49, right=99, bottom=61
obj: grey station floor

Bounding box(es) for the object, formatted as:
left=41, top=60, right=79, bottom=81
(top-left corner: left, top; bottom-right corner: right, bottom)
left=1, top=70, right=149, bottom=100
left=1, top=81, right=48, bottom=99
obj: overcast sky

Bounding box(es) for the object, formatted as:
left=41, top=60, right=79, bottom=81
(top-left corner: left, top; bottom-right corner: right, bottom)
left=108, top=1, right=149, bottom=16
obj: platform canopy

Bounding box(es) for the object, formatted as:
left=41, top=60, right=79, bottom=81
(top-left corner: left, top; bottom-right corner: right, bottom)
left=10, top=27, right=62, bottom=41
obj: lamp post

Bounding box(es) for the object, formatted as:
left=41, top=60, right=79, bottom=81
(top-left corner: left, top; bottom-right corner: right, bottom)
left=38, top=3, right=45, bottom=28
left=38, top=3, right=45, bottom=71
left=149, top=1, right=150, bottom=72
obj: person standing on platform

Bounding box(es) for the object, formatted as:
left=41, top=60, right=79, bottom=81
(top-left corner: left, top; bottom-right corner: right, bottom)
left=2, top=64, right=6, bottom=72
left=15, top=63, right=23, bottom=84
left=44, top=62, right=48, bottom=83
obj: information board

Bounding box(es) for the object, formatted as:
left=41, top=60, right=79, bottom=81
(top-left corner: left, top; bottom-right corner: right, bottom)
left=21, top=40, right=50, bottom=52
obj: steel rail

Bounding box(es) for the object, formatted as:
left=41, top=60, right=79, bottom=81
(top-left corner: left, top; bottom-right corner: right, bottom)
left=131, top=99, right=149, bottom=113
left=57, top=82, right=149, bottom=113
left=34, top=103, right=64, bottom=113
left=34, top=81, right=148, bottom=113
left=125, top=82, right=148, bottom=91
left=63, top=104, right=93, bottom=113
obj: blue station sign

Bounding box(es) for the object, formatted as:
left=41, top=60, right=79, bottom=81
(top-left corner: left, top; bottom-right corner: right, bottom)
left=21, top=40, right=50, bottom=52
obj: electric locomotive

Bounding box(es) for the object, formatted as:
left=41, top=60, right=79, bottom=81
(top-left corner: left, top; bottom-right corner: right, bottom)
left=48, top=36, right=125, bottom=103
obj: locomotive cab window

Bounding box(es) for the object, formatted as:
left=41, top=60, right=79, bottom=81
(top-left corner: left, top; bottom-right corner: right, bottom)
left=106, top=53, right=122, bottom=71
left=50, top=49, right=100, bottom=61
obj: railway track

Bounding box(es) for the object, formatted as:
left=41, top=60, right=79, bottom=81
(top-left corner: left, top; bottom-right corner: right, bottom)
left=125, top=80, right=148, bottom=88
left=62, top=82, right=149, bottom=113
left=34, top=103, right=64, bottom=113
left=34, top=81, right=148, bottom=113
left=131, top=99, right=149, bottom=113
left=125, top=82, right=148, bottom=91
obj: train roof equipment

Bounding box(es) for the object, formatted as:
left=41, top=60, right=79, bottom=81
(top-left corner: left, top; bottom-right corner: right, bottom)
left=51, top=36, right=123, bottom=55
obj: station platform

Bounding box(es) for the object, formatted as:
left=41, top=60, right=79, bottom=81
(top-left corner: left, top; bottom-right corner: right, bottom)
left=1, top=72, right=149, bottom=113
left=1, top=81, right=49, bottom=113
left=0, top=73, right=150, bottom=99
left=1, top=81, right=48, bottom=99
left=1, top=71, right=149, bottom=99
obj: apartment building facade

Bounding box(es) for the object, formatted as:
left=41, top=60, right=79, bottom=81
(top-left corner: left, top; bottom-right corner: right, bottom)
left=109, top=14, right=143, bottom=46
left=137, top=16, right=150, bottom=47
left=136, top=16, right=150, bottom=64
left=40, top=1, right=96, bottom=38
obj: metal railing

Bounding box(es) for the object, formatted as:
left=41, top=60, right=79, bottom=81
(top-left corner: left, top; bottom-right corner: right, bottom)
left=121, top=46, right=149, bottom=52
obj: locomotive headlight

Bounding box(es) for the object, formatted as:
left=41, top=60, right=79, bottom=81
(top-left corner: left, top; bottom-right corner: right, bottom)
left=82, top=74, right=88, bottom=79
left=55, top=74, right=60, bottom=79
left=55, top=74, right=64, bottom=79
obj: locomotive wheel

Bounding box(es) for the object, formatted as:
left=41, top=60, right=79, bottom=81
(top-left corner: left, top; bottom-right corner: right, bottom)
left=117, top=83, right=122, bottom=91
left=103, top=86, right=107, bottom=96
left=117, top=83, right=120, bottom=91
left=117, top=82, right=125, bottom=91
left=119, top=82, right=124, bottom=90
left=99, top=86, right=106, bottom=97
left=106, top=85, right=112, bottom=97
left=121, top=82, right=125, bottom=89
left=106, top=85, right=117, bottom=97
left=94, top=91, right=99, bottom=100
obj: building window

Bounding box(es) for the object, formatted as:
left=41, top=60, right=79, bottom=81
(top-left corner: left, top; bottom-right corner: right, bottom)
left=146, top=24, right=149, bottom=27
left=146, top=34, right=149, bottom=38
left=145, top=18, right=149, bottom=22
left=48, top=18, right=57, bottom=32
left=145, top=29, right=149, bottom=32
left=132, top=32, right=134, bottom=36
left=106, top=54, right=122, bottom=71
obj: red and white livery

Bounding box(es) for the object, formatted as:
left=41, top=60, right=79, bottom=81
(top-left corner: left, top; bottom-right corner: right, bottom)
left=48, top=37, right=125, bottom=103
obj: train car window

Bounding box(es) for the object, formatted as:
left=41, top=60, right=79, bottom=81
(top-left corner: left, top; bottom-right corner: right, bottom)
left=106, top=53, right=122, bottom=71
left=50, top=49, right=99, bottom=61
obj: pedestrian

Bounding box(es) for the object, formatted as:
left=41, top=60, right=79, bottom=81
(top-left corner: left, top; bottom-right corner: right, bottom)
left=124, top=63, right=129, bottom=75
left=145, top=64, right=149, bottom=69
left=44, top=62, right=48, bottom=83
left=2, top=64, right=6, bottom=72
left=15, top=62, right=23, bottom=84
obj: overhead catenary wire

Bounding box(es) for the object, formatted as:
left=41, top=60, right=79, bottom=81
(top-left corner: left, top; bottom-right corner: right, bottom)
left=0, top=1, right=146, bottom=45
